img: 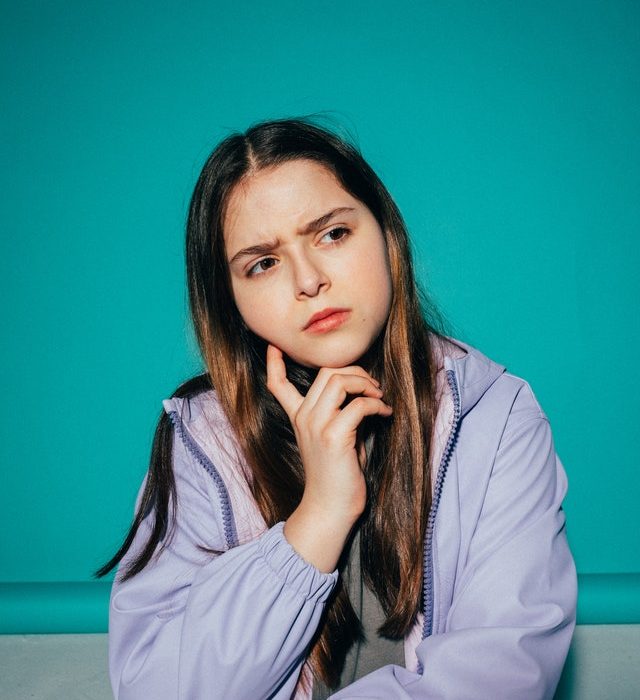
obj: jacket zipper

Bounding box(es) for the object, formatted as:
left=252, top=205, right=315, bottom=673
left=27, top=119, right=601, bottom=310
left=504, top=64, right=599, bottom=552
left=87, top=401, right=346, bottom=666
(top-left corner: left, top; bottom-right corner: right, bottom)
left=420, top=367, right=462, bottom=654
left=166, top=408, right=239, bottom=549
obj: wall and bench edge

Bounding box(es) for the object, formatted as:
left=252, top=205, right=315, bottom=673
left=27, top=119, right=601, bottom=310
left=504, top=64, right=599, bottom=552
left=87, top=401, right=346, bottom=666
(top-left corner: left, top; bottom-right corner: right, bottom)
left=1, top=573, right=639, bottom=699
left=2, top=572, right=638, bottom=634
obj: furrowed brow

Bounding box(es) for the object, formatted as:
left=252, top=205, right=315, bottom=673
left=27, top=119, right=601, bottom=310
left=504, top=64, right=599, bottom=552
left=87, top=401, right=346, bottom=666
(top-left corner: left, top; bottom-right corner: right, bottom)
left=299, top=207, right=356, bottom=236
left=229, top=239, right=280, bottom=265
left=228, top=206, right=356, bottom=265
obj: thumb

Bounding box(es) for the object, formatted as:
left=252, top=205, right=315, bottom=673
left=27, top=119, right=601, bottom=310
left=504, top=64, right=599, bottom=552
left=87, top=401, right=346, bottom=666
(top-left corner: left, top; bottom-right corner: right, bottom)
left=266, top=344, right=303, bottom=420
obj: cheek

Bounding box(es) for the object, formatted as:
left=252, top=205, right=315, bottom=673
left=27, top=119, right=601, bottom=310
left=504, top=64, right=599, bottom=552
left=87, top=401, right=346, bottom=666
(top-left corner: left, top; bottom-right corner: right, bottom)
left=361, top=242, right=393, bottom=313
left=233, top=284, right=287, bottom=341
left=231, top=283, right=255, bottom=326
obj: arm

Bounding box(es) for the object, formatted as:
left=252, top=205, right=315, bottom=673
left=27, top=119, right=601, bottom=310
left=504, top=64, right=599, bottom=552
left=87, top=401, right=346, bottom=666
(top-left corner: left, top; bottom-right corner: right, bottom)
left=108, top=415, right=338, bottom=700
left=329, top=394, right=578, bottom=699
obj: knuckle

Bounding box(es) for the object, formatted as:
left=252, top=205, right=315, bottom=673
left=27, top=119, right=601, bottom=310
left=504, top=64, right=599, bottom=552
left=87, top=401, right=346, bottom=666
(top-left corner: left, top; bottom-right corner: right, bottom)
left=326, top=373, right=343, bottom=389
left=308, top=413, right=324, bottom=435
left=294, top=407, right=312, bottom=432
left=347, top=365, right=366, bottom=376
left=317, top=367, right=331, bottom=380
left=318, top=427, right=334, bottom=448
left=266, top=371, right=280, bottom=387
left=351, top=396, right=367, bottom=410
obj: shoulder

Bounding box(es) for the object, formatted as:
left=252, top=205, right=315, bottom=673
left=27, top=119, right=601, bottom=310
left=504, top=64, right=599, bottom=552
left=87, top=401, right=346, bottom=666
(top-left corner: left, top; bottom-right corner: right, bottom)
left=162, top=387, right=233, bottom=435
left=437, top=341, right=566, bottom=540
left=162, top=386, right=267, bottom=547
left=435, top=337, right=561, bottom=509
left=437, top=334, right=549, bottom=425
left=447, top=341, right=562, bottom=495
left=162, top=388, right=251, bottom=476
left=161, top=388, right=237, bottom=501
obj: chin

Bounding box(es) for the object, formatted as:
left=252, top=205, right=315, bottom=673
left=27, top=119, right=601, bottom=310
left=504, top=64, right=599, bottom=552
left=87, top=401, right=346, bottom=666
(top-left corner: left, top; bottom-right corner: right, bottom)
left=289, top=343, right=371, bottom=370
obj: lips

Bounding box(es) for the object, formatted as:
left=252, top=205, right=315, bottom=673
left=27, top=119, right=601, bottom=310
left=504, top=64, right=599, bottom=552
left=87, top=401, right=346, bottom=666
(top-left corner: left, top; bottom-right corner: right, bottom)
left=303, top=307, right=351, bottom=332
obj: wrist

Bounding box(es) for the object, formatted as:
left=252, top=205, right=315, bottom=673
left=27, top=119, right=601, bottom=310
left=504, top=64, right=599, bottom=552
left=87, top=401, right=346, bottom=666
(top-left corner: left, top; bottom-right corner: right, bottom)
left=283, top=499, right=357, bottom=573
left=298, top=492, right=363, bottom=530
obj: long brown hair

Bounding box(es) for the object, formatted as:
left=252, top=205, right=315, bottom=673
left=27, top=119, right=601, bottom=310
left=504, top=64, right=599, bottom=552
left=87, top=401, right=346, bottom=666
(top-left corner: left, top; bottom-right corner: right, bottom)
left=96, top=115, right=452, bottom=688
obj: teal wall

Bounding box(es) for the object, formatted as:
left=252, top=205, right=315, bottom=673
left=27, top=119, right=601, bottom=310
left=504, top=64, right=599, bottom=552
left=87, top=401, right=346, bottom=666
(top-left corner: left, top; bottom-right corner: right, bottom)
left=1, top=0, right=638, bottom=628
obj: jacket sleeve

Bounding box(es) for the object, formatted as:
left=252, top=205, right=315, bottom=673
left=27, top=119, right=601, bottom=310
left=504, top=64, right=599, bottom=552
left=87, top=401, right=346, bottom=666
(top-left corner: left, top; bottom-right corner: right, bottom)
left=329, top=389, right=578, bottom=699
left=108, top=413, right=338, bottom=700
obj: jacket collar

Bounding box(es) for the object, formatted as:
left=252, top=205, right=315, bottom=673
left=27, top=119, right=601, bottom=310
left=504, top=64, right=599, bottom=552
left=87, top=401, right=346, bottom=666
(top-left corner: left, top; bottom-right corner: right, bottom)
left=187, top=335, right=507, bottom=423
left=441, top=336, right=507, bottom=418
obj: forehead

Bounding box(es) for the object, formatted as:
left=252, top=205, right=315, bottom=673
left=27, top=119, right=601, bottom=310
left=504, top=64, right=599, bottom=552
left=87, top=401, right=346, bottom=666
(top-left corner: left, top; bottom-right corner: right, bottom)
left=223, top=159, right=358, bottom=246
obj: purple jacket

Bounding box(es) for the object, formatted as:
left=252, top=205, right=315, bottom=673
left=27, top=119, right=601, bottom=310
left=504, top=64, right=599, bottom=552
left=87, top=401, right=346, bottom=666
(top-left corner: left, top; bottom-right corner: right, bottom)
left=108, top=336, right=577, bottom=699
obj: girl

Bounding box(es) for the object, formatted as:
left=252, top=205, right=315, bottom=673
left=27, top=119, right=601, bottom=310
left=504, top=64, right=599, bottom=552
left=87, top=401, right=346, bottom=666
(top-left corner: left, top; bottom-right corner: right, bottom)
left=97, top=117, right=577, bottom=699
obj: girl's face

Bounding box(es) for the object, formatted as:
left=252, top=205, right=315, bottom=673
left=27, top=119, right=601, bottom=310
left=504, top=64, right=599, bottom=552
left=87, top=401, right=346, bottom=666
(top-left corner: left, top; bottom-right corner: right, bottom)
left=223, top=159, right=393, bottom=369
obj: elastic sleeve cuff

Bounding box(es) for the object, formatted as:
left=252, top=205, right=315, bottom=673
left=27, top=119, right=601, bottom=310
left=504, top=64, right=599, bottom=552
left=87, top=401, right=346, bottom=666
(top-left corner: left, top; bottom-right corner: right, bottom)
left=258, top=521, right=339, bottom=603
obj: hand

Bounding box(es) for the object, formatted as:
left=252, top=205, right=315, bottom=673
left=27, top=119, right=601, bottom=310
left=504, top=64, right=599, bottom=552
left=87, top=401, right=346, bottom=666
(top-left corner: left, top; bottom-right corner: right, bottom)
left=266, top=344, right=393, bottom=571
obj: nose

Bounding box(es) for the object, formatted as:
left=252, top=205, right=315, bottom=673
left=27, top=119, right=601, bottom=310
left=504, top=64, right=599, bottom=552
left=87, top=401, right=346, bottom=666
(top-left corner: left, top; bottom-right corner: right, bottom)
left=291, top=250, right=330, bottom=299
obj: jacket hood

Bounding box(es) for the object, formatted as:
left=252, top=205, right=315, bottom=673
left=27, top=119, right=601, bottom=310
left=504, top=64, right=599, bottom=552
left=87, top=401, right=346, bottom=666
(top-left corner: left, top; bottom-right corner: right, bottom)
left=439, top=336, right=507, bottom=418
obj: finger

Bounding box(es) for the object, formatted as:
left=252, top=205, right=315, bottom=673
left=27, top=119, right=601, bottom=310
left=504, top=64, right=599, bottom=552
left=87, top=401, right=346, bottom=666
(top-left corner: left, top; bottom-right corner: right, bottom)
left=266, top=344, right=303, bottom=419
left=330, top=396, right=393, bottom=440
left=304, top=366, right=381, bottom=412
left=310, top=374, right=385, bottom=424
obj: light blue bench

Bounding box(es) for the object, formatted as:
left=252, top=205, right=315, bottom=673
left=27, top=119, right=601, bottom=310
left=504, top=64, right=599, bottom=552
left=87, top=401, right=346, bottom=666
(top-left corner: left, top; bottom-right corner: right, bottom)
left=1, top=625, right=639, bottom=699
left=1, top=575, right=638, bottom=698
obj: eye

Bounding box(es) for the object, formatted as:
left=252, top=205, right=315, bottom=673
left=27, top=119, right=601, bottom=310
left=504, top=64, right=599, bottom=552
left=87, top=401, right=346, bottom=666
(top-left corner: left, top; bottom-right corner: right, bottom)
left=320, top=226, right=350, bottom=244
left=247, top=257, right=278, bottom=277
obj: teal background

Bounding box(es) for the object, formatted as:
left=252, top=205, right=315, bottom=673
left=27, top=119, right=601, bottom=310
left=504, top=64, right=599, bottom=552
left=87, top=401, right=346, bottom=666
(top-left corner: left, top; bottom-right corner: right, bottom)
left=1, top=0, right=638, bottom=631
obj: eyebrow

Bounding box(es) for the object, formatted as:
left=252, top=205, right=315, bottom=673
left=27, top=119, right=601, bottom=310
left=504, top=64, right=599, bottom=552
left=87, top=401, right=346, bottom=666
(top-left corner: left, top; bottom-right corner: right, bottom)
left=228, top=206, right=356, bottom=265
